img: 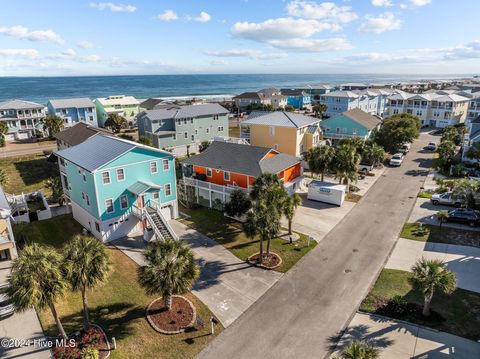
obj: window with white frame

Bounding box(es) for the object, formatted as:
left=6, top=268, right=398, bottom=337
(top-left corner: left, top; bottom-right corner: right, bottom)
left=206, top=128, right=210, bottom=134
left=150, top=161, right=158, bottom=174
left=165, top=183, right=172, bottom=196
left=224, top=171, right=230, bottom=181
left=184, top=132, right=188, bottom=139
left=191, top=134, right=195, bottom=141
left=273, top=144, right=279, bottom=150
left=190, top=118, right=194, bottom=124
left=102, top=171, right=110, bottom=184
left=120, top=195, right=128, bottom=209
left=206, top=168, right=212, bottom=177
left=153, top=191, right=160, bottom=200
left=162, top=159, right=169, bottom=171
left=116, top=168, right=125, bottom=181
left=105, top=199, right=114, bottom=213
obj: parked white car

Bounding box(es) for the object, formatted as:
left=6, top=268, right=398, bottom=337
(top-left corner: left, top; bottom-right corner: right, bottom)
left=400, top=143, right=411, bottom=155
left=430, top=192, right=463, bottom=207
left=389, top=153, right=404, bottom=167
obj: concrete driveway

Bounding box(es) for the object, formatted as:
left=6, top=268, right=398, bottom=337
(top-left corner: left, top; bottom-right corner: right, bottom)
left=281, top=192, right=355, bottom=241
left=113, top=220, right=282, bottom=328
left=332, top=313, right=480, bottom=358
left=386, top=238, right=480, bottom=293
left=0, top=261, right=50, bottom=359
left=409, top=197, right=480, bottom=231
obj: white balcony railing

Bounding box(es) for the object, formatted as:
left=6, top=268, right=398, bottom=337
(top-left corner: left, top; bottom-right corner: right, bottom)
left=182, top=177, right=250, bottom=194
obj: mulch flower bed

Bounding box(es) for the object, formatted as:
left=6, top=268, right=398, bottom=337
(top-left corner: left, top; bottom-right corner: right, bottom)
left=372, top=296, right=446, bottom=324
left=52, top=325, right=110, bottom=359
left=146, top=295, right=196, bottom=335
left=248, top=252, right=282, bottom=270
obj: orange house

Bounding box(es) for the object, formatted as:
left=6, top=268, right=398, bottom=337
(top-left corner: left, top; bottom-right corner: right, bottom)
left=181, top=141, right=303, bottom=192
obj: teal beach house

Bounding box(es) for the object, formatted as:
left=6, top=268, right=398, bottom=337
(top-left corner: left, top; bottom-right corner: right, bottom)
left=55, top=134, right=178, bottom=242
left=320, top=108, right=382, bottom=145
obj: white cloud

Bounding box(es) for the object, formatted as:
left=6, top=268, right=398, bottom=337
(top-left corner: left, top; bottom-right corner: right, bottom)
left=268, top=38, right=352, bottom=52
left=372, top=0, right=393, bottom=7
left=61, top=48, right=76, bottom=57
left=78, top=40, right=94, bottom=49
left=195, top=11, right=211, bottom=23
left=410, top=0, right=432, bottom=6
left=0, top=25, right=64, bottom=44
left=286, top=1, right=358, bottom=23
left=209, top=59, right=228, bottom=66
left=0, top=48, right=39, bottom=59
left=205, top=49, right=288, bottom=60
left=89, top=2, right=136, bottom=13
left=157, top=10, right=178, bottom=21
left=358, top=12, right=401, bottom=34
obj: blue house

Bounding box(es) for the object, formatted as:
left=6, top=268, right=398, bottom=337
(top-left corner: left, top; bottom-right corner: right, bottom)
left=47, top=98, right=98, bottom=127
left=281, top=89, right=312, bottom=109
left=320, top=108, right=382, bottom=146
left=55, top=134, right=178, bottom=242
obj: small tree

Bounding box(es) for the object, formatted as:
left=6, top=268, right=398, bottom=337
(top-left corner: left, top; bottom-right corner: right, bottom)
left=338, top=340, right=380, bottom=359
left=312, top=104, right=327, bottom=118
left=225, top=189, right=251, bottom=217
left=451, top=179, right=479, bottom=209
left=43, top=114, right=65, bottom=138
left=410, top=258, right=456, bottom=317
left=436, top=140, right=456, bottom=160
left=44, top=177, right=63, bottom=203
left=138, top=239, right=199, bottom=310
left=8, top=244, right=68, bottom=339
left=362, top=143, right=386, bottom=167
left=374, top=114, right=420, bottom=153
left=305, top=145, right=335, bottom=181
left=333, top=143, right=361, bottom=191
left=63, top=235, right=110, bottom=330
left=437, top=210, right=449, bottom=228
left=466, top=141, right=480, bottom=166
left=282, top=193, right=302, bottom=235
left=199, top=141, right=210, bottom=153
left=138, top=136, right=153, bottom=146
left=0, top=168, right=7, bottom=187
left=0, top=121, right=8, bottom=147
left=104, top=113, right=127, bottom=133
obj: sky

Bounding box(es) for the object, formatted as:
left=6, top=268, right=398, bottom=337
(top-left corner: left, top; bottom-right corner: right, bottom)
left=0, top=0, right=479, bottom=76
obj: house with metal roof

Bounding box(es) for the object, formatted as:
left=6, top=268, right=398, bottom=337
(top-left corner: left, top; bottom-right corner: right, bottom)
left=180, top=141, right=303, bottom=209
left=280, top=89, right=312, bottom=109
left=320, top=108, right=382, bottom=145
left=54, top=122, right=113, bottom=150
left=55, top=134, right=178, bottom=242
left=94, top=95, right=140, bottom=127
left=47, top=98, right=98, bottom=127
left=0, top=99, right=46, bottom=141
left=137, top=103, right=229, bottom=156
left=0, top=185, right=17, bottom=261
left=240, top=111, right=323, bottom=157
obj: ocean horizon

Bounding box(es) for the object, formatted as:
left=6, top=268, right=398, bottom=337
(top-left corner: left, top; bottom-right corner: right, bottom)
left=0, top=73, right=471, bottom=104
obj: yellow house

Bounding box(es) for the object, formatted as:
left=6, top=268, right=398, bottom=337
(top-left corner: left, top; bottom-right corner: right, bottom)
left=241, top=112, right=323, bottom=157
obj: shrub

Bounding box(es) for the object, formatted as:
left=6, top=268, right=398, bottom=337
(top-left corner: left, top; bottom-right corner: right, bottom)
left=386, top=295, right=410, bottom=316
left=80, top=346, right=99, bottom=359
left=53, top=346, right=81, bottom=359
left=119, top=134, right=134, bottom=141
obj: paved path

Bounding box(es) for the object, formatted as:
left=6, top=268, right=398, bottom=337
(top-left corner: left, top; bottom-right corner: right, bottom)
left=332, top=313, right=480, bottom=358
left=386, top=238, right=480, bottom=293
left=197, top=132, right=438, bottom=359
left=113, top=221, right=282, bottom=328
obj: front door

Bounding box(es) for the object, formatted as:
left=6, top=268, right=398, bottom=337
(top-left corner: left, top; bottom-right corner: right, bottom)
left=136, top=194, right=146, bottom=230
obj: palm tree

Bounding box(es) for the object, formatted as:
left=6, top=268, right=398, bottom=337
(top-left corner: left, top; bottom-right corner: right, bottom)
left=437, top=210, right=449, bottom=229
left=312, top=104, right=327, bottom=118
left=44, top=177, right=64, bottom=203
left=8, top=243, right=68, bottom=339
left=0, top=168, right=7, bottom=187
left=282, top=193, right=302, bottom=235
left=250, top=172, right=283, bottom=200
left=0, top=121, right=8, bottom=147
left=43, top=114, right=65, bottom=138
left=466, top=141, right=480, bottom=166
left=362, top=143, right=386, bottom=167
left=63, top=235, right=110, bottom=330
left=339, top=340, right=380, bottom=359
left=138, top=239, right=199, bottom=310
left=104, top=113, right=127, bottom=133
left=333, top=143, right=361, bottom=192
left=410, top=258, right=456, bottom=317
left=305, top=145, right=335, bottom=181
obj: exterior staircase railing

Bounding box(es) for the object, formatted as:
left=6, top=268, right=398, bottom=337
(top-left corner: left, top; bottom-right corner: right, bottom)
left=147, top=199, right=178, bottom=240
left=131, top=201, right=178, bottom=241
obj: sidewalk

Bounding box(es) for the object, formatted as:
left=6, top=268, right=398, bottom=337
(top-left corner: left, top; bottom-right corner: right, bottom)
left=386, top=238, right=480, bottom=293
left=113, top=220, right=282, bottom=328
left=332, top=313, right=480, bottom=358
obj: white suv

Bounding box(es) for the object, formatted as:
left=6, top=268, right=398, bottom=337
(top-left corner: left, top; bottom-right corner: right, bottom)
left=389, top=153, right=404, bottom=167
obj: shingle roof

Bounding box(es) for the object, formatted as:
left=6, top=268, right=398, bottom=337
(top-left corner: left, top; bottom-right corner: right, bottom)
left=0, top=99, right=44, bottom=110
left=48, top=98, right=94, bottom=109
left=141, top=103, right=229, bottom=121
left=54, top=122, right=112, bottom=147
left=321, top=91, right=359, bottom=99
left=233, top=92, right=263, bottom=100
left=182, top=141, right=299, bottom=177
left=342, top=108, right=381, bottom=130
left=140, top=98, right=164, bottom=110
left=281, top=89, right=307, bottom=96
left=242, top=111, right=319, bottom=128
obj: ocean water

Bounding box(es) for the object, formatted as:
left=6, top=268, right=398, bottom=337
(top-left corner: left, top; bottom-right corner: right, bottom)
left=0, top=73, right=467, bottom=104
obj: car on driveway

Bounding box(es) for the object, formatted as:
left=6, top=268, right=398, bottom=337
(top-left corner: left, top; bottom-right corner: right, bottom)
left=400, top=143, right=411, bottom=155
left=430, top=192, right=463, bottom=207
left=425, top=142, right=436, bottom=151
left=389, top=153, right=404, bottom=167
left=0, top=284, right=15, bottom=319
left=441, top=208, right=480, bottom=227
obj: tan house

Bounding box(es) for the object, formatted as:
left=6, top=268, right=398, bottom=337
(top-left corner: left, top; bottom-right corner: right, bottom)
left=241, top=112, right=323, bottom=157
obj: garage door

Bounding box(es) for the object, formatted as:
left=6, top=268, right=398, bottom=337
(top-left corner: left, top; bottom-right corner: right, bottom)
left=4, top=134, right=15, bottom=142
left=16, top=132, right=29, bottom=140
left=160, top=205, right=172, bottom=221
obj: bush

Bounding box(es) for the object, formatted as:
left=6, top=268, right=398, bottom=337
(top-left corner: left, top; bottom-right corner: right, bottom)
left=53, top=346, right=81, bottom=359
left=225, top=190, right=251, bottom=217
left=80, top=346, right=99, bottom=359
left=119, top=134, right=134, bottom=141
left=349, top=184, right=360, bottom=193
left=418, top=191, right=433, bottom=199
left=385, top=295, right=410, bottom=316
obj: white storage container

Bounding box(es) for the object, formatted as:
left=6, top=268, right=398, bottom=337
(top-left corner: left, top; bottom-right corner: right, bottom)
left=307, top=180, right=346, bottom=206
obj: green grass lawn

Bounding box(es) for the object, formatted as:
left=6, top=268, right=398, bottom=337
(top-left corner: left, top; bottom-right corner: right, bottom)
left=180, top=206, right=316, bottom=273
left=0, top=154, right=58, bottom=196
left=400, top=222, right=480, bottom=248
left=360, top=269, right=480, bottom=340
left=19, top=216, right=223, bottom=359
left=417, top=191, right=433, bottom=199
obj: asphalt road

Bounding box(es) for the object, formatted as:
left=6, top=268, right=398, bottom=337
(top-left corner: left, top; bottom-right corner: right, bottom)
left=197, top=132, right=436, bottom=359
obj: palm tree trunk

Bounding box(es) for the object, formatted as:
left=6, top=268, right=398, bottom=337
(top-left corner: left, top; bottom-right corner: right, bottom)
left=82, top=287, right=90, bottom=330
left=266, top=237, right=271, bottom=258
left=259, top=236, right=264, bottom=263
left=321, top=172, right=324, bottom=182
left=422, top=292, right=433, bottom=317
left=49, top=302, right=68, bottom=340
left=165, top=290, right=173, bottom=311
left=288, top=219, right=292, bottom=235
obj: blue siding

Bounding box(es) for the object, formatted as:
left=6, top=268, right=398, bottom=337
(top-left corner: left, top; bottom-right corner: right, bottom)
left=47, top=103, right=98, bottom=127
left=320, top=115, right=370, bottom=139
left=64, top=160, right=100, bottom=217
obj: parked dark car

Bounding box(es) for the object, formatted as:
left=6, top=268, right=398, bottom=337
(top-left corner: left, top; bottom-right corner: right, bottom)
left=441, top=208, right=480, bottom=227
